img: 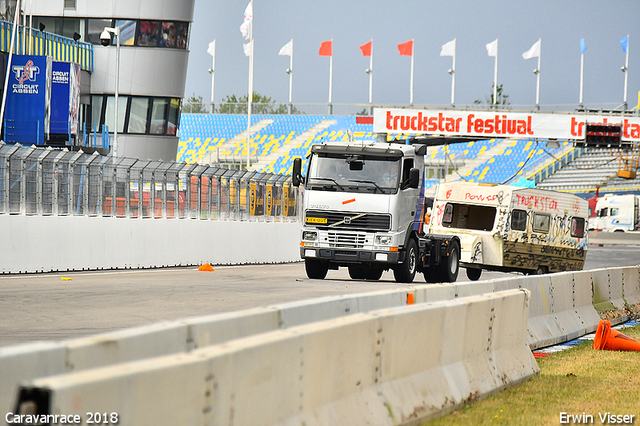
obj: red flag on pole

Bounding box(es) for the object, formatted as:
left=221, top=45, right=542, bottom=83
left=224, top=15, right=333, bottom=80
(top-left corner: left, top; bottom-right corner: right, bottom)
left=319, top=40, right=332, bottom=56
left=359, top=40, right=372, bottom=57
left=398, top=40, right=413, bottom=56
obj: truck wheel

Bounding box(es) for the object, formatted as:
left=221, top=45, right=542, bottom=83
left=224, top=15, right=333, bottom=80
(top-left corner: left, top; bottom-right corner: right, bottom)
left=348, top=266, right=365, bottom=280
left=393, top=239, right=417, bottom=283
left=305, top=259, right=328, bottom=279
left=437, top=240, right=460, bottom=283
left=466, top=267, right=482, bottom=281
left=423, top=267, right=440, bottom=283
left=364, top=268, right=383, bottom=281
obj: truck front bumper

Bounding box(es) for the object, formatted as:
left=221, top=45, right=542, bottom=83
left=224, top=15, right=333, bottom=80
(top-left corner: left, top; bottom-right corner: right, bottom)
left=300, top=247, right=401, bottom=265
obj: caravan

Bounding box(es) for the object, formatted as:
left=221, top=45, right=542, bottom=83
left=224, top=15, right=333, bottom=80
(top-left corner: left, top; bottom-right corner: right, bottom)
left=427, top=182, right=588, bottom=280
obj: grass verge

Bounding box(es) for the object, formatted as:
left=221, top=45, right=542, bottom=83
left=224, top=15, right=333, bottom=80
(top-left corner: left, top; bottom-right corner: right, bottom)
left=423, top=323, right=640, bottom=426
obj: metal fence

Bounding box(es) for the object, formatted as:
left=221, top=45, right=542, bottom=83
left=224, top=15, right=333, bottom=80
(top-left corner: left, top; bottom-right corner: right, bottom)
left=0, top=142, right=301, bottom=221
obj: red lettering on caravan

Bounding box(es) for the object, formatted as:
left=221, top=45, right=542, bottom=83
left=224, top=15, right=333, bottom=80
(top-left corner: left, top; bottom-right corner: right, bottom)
left=515, top=194, right=559, bottom=212
left=465, top=193, right=498, bottom=202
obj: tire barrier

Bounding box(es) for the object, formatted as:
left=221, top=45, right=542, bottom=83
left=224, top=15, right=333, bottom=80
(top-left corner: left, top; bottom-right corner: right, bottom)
left=11, top=290, right=538, bottom=426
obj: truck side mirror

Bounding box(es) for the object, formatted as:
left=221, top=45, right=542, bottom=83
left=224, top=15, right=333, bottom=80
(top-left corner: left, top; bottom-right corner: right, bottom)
left=292, top=158, right=302, bottom=187
left=409, top=168, right=420, bottom=189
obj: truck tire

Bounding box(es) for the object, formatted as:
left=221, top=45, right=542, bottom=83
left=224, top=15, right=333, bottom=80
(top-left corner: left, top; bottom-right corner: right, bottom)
left=393, top=238, right=417, bottom=283
left=466, top=267, right=482, bottom=281
left=348, top=266, right=365, bottom=280
left=364, top=268, right=383, bottom=281
left=423, top=267, right=440, bottom=283
left=437, top=240, right=460, bottom=283
left=305, top=259, right=328, bottom=280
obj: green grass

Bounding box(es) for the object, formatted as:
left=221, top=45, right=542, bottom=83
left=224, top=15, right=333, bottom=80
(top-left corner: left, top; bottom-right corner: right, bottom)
left=423, top=324, right=640, bottom=426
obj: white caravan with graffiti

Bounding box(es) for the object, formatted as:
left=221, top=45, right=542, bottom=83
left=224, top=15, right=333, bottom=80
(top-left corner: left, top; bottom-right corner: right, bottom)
left=427, top=181, right=588, bottom=280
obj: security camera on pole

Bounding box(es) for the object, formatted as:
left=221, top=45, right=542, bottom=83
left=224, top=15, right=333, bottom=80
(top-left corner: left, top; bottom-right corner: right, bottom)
left=100, top=26, right=121, bottom=158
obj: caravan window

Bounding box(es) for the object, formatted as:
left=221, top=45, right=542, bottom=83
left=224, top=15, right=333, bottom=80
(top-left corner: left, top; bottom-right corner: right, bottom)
left=533, top=213, right=550, bottom=233
left=571, top=217, right=586, bottom=238
left=511, top=209, right=527, bottom=231
left=442, top=203, right=496, bottom=231
left=610, top=208, right=619, bottom=217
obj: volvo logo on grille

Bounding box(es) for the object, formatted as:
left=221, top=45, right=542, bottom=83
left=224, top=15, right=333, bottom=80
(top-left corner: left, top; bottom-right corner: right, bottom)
left=343, top=216, right=352, bottom=224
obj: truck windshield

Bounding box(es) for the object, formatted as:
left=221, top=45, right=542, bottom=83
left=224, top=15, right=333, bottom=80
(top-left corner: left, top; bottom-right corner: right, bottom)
left=306, top=154, right=400, bottom=194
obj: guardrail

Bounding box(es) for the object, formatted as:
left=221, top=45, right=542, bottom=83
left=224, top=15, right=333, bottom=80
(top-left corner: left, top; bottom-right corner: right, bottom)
left=0, top=142, right=300, bottom=221
left=2, top=265, right=639, bottom=424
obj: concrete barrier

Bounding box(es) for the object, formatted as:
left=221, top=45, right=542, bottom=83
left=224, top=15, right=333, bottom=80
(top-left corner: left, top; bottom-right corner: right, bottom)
left=4, top=266, right=640, bottom=420
left=591, top=268, right=628, bottom=321
left=0, top=215, right=301, bottom=273
left=13, top=290, right=538, bottom=426
left=621, top=266, right=640, bottom=309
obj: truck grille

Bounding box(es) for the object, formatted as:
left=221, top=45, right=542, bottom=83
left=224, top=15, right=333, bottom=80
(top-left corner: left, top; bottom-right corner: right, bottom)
left=305, top=210, right=391, bottom=232
left=327, top=232, right=367, bottom=249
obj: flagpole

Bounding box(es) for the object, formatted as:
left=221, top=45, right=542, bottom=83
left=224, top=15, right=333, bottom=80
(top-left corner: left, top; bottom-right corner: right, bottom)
left=535, top=38, right=541, bottom=111
left=246, top=0, right=254, bottom=169
left=579, top=49, right=584, bottom=108
left=623, top=34, right=629, bottom=110
left=0, top=0, right=21, bottom=139
left=288, top=38, right=293, bottom=114
left=410, top=40, right=414, bottom=106
left=450, top=38, right=456, bottom=107
left=328, top=39, right=333, bottom=115
left=368, top=39, right=373, bottom=107
left=493, top=39, right=498, bottom=107
left=209, top=40, right=216, bottom=113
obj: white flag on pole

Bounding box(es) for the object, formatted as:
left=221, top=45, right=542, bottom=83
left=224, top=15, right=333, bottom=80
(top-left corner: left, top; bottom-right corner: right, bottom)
left=522, top=39, right=541, bottom=60
left=440, top=39, right=456, bottom=57
left=279, top=39, right=293, bottom=56
left=486, top=38, right=498, bottom=57
left=207, top=39, right=216, bottom=57
left=239, top=2, right=252, bottom=40
left=243, top=41, right=251, bottom=57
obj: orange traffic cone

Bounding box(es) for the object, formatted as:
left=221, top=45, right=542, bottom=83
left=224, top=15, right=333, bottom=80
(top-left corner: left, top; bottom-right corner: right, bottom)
left=593, top=320, right=640, bottom=352
left=198, top=263, right=215, bottom=271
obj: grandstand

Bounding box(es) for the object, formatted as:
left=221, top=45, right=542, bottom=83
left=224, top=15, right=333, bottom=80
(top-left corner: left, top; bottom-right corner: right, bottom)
left=178, top=113, right=638, bottom=198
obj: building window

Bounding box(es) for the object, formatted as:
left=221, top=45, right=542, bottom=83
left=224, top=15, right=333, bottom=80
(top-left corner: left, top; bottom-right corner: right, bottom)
left=87, top=18, right=112, bottom=45
left=167, top=99, right=180, bottom=136
left=115, top=20, right=137, bottom=46
left=138, top=21, right=161, bottom=47
left=128, top=97, right=150, bottom=134
left=105, top=96, right=127, bottom=133
left=150, top=98, right=168, bottom=135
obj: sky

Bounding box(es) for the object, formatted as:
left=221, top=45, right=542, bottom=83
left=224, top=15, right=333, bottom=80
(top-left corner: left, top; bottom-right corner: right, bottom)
left=184, top=0, right=640, bottom=114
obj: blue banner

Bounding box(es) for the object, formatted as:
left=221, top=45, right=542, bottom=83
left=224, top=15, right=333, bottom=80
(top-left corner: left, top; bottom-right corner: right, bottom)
left=4, top=55, right=51, bottom=144
left=50, top=61, right=80, bottom=137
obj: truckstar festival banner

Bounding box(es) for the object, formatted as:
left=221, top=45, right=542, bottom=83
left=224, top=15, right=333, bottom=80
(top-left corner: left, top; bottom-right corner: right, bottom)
left=373, top=108, right=640, bottom=141
left=50, top=61, right=81, bottom=138
left=4, top=55, right=52, bottom=144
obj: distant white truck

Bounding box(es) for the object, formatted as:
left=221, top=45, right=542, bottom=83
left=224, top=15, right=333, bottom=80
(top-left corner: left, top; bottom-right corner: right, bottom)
left=427, top=181, right=589, bottom=280
left=593, top=194, right=640, bottom=232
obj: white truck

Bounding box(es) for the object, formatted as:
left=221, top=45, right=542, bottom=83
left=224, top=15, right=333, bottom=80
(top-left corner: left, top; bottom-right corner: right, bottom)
left=292, top=140, right=460, bottom=283
left=427, top=181, right=589, bottom=280
left=593, top=194, right=640, bottom=232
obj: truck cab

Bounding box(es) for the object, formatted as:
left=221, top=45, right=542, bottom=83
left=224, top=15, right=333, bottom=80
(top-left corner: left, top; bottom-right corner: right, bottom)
left=292, top=140, right=460, bottom=283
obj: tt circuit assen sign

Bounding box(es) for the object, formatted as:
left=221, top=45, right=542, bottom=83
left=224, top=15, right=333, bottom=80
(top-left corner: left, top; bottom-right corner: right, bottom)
left=373, top=108, right=640, bottom=141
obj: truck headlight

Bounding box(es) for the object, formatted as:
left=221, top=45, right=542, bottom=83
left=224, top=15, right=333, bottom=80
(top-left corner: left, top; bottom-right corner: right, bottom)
left=303, top=231, right=318, bottom=241
left=375, top=235, right=392, bottom=245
